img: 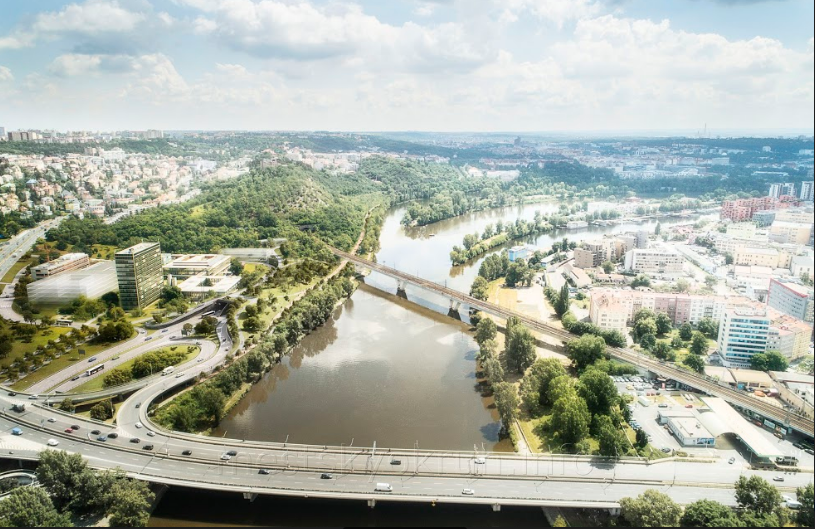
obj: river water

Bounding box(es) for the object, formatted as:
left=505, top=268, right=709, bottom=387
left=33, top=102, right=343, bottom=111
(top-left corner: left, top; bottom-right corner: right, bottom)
left=153, top=201, right=713, bottom=526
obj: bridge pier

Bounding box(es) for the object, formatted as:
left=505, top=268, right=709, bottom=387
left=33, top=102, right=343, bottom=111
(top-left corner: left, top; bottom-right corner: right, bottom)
left=492, top=504, right=501, bottom=512
left=367, top=499, right=376, bottom=509
left=396, top=280, right=408, bottom=299
left=243, top=492, right=258, bottom=503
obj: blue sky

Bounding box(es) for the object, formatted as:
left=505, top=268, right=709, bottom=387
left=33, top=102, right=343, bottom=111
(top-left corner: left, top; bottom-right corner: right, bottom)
left=0, top=0, right=812, bottom=133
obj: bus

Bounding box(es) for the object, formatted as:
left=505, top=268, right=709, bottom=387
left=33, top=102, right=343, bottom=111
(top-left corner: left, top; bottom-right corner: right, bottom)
left=85, top=364, right=105, bottom=377
left=201, top=310, right=215, bottom=317
left=162, top=366, right=175, bottom=376
left=55, top=318, right=73, bottom=327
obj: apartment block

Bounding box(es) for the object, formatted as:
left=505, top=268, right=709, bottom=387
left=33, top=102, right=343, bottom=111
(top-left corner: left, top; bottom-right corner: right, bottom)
left=115, top=242, right=163, bottom=311
left=574, top=247, right=603, bottom=269
left=717, top=309, right=771, bottom=368
left=589, top=289, right=726, bottom=328
left=588, top=292, right=629, bottom=333
left=734, top=247, right=782, bottom=268
left=31, top=253, right=90, bottom=281
left=623, top=248, right=684, bottom=275
left=721, top=197, right=778, bottom=222
left=769, top=221, right=813, bottom=245
left=801, top=181, right=814, bottom=202
left=767, top=279, right=814, bottom=323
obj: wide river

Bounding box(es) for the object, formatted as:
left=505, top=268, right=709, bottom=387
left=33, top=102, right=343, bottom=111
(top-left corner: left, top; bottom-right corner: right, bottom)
left=153, top=200, right=714, bottom=526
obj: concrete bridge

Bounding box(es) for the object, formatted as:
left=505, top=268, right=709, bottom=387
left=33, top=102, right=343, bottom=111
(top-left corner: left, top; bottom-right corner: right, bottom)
left=330, top=248, right=814, bottom=437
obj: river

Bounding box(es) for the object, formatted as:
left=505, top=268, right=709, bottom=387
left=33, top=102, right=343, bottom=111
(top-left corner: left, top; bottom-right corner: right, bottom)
left=154, top=201, right=713, bottom=526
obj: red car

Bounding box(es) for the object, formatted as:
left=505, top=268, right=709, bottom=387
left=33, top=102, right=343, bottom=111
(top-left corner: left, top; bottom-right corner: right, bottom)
left=684, top=404, right=693, bottom=408
left=64, top=428, right=73, bottom=433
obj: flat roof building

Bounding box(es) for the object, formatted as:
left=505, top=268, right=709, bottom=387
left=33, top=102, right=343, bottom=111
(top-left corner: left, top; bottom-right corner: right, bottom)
left=163, top=253, right=231, bottom=280
left=177, top=275, right=241, bottom=302
left=29, top=261, right=118, bottom=305
left=717, top=308, right=771, bottom=368
left=767, top=278, right=814, bottom=323
left=31, top=253, right=89, bottom=281
left=115, top=242, right=163, bottom=311
left=623, top=248, right=684, bottom=276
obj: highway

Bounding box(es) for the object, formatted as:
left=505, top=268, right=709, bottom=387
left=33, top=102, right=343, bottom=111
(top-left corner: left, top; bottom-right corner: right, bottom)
left=0, top=218, right=62, bottom=286
left=331, top=249, right=814, bottom=436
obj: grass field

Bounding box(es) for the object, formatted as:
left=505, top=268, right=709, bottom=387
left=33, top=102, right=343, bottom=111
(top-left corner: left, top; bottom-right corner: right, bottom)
left=240, top=278, right=318, bottom=343
left=0, top=255, right=37, bottom=284
left=70, top=345, right=201, bottom=393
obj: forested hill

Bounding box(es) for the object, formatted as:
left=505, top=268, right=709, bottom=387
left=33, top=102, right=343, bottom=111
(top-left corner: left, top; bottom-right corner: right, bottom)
left=46, top=164, right=384, bottom=260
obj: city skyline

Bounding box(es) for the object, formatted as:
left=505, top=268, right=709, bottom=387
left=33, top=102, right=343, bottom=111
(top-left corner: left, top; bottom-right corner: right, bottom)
left=0, top=0, right=813, bottom=132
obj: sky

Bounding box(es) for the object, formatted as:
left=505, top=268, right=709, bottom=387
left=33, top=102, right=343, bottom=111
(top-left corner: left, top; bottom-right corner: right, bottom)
left=0, top=0, right=812, bottom=133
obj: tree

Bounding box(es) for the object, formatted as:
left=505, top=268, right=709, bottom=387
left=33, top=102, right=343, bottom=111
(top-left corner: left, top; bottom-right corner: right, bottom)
left=596, top=415, right=629, bottom=458
left=182, top=323, right=194, bottom=336
left=750, top=350, right=788, bottom=372
left=101, top=291, right=120, bottom=307
left=103, top=368, right=133, bottom=388
left=601, top=261, right=614, bottom=274
left=550, top=394, right=590, bottom=446
left=675, top=278, right=690, bottom=293
left=59, top=398, right=75, bottom=413
left=735, top=475, right=782, bottom=517
left=492, top=382, right=519, bottom=432
left=633, top=308, right=656, bottom=325
left=0, top=487, right=72, bottom=528
left=229, top=257, right=244, bottom=275
left=679, top=322, right=693, bottom=341
left=194, top=316, right=217, bottom=336
left=90, top=399, right=115, bottom=421
left=639, top=333, right=656, bottom=351
left=619, top=490, right=682, bottom=527
left=554, top=283, right=570, bottom=317
left=0, top=330, right=13, bottom=358
left=795, top=483, right=814, bottom=528
left=107, top=306, right=126, bottom=321
left=567, top=334, right=606, bottom=371
left=680, top=499, right=739, bottom=528
left=482, top=354, right=504, bottom=385
left=704, top=275, right=718, bottom=289
left=506, top=323, right=537, bottom=373
left=105, top=478, right=155, bottom=527
left=635, top=428, right=648, bottom=449
left=552, top=515, right=568, bottom=527
left=469, top=276, right=489, bottom=301
left=690, top=332, right=709, bottom=356
left=474, top=318, right=497, bottom=345
left=684, top=353, right=705, bottom=373
left=655, top=313, right=673, bottom=335
left=653, top=340, right=671, bottom=360
left=522, top=358, right=567, bottom=410
left=36, top=450, right=103, bottom=513
left=578, top=367, right=618, bottom=417
left=697, top=317, right=719, bottom=339
left=633, top=317, right=657, bottom=342
left=631, top=274, right=651, bottom=288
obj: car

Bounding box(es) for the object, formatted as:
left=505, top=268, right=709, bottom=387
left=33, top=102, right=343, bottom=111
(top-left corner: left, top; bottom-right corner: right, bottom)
left=87, top=357, right=97, bottom=363
left=107, top=433, right=118, bottom=439
left=661, top=447, right=672, bottom=453
left=146, top=431, right=155, bottom=437
left=462, top=488, right=475, bottom=496
left=130, top=438, right=140, bottom=443
left=182, top=450, right=192, bottom=456
left=473, top=457, right=486, bottom=464
left=28, top=394, right=39, bottom=400
left=196, top=341, right=202, bottom=346
left=96, top=435, right=107, bottom=442
left=226, top=450, right=238, bottom=457
left=658, top=403, right=669, bottom=408
left=91, top=429, right=101, bottom=435
left=197, top=358, right=203, bottom=363
left=320, top=473, right=333, bottom=479
left=71, top=376, right=80, bottom=381
left=135, top=422, right=143, bottom=429
left=175, top=373, right=183, bottom=378
left=143, top=444, right=154, bottom=451
left=773, top=476, right=785, bottom=482
left=7, top=392, right=16, bottom=397
left=70, top=425, right=80, bottom=430
left=793, top=442, right=805, bottom=450
left=145, top=337, right=153, bottom=341
left=728, top=457, right=736, bottom=464
left=112, top=356, right=120, bottom=361
left=258, top=469, right=270, bottom=475
left=47, top=417, right=56, bottom=423
left=11, top=427, right=23, bottom=436
left=220, top=454, right=232, bottom=461
left=135, top=403, right=141, bottom=409
left=390, top=458, right=402, bottom=465
left=685, top=404, right=693, bottom=408
left=64, top=428, right=74, bottom=433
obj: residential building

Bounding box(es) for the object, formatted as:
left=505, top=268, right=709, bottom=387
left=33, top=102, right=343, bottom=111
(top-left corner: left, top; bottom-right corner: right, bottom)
left=589, top=289, right=726, bottom=327
left=767, top=279, right=814, bottom=323
left=623, top=248, right=684, bottom=275
left=717, top=309, right=771, bottom=368
left=734, top=247, right=782, bottom=268
left=801, top=180, right=814, bottom=202
left=508, top=245, right=531, bottom=262
left=574, top=247, right=603, bottom=269
left=29, top=261, right=118, bottom=305
left=752, top=210, right=776, bottom=227
left=163, top=253, right=231, bottom=280
left=769, top=221, right=812, bottom=245
left=115, top=242, right=163, bottom=310
left=31, top=253, right=90, bottom=281
left=588, top=291, right=629, bottom=333
left=790, top=253, right=814, bottom=279
left=769, top=183, right=795, bottom=199
left=721, top=197, right=778, bottom=222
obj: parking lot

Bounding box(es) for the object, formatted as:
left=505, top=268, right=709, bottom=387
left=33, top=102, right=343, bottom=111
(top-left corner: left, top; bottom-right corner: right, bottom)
left=610, top=374, right=815, bottom=470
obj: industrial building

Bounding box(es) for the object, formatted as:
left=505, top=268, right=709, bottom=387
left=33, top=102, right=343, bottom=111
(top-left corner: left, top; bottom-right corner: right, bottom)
left=29, top=261, right=118, bottom=305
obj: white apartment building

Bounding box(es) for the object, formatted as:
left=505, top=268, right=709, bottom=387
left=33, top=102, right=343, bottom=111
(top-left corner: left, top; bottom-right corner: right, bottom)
left=588, top=292, right=629, bottom=333
left=768, top=279, right=814, bottom=323
left=624, top=248, right=684, bottom=276
left=717, top=309, right=771, bottom=368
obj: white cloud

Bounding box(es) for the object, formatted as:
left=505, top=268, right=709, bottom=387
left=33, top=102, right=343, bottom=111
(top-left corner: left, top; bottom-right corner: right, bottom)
left=0, top=66, right=13, bottom=82
left=32, top=0, right=145, bottom=35
left=499, top=0, right=602, bottom=28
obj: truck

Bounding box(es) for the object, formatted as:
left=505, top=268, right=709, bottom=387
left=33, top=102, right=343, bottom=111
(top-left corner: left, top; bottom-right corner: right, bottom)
left=776, top=455, right=798, bottom=467
left=11, top=403, right=25, bottom=413
left=162, top=366, right=175, bottom=376
left=637, top=396, right=652, bottom=407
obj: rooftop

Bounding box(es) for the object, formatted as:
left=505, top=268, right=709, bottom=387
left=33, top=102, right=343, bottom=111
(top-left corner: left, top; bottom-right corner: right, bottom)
left=699, top=397, right=783, bottom=459
left=116, top=241, right=160, bottom=255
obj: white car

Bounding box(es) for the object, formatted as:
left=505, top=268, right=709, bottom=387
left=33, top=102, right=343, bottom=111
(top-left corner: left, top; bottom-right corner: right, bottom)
left=220, top=454, right=232, bottom=461
left=47, top=417, right=56, bottom=423
left=135, top=422, right=143, bottom=429
left=47, top=439, right=59, bottom=447
left=462, top=488, right=475, bottom=496
left=473, top=457, right=486, bottom=464
left=175, top=373, right=183, bottom=378
left=146, top=431, right=155, bottom=437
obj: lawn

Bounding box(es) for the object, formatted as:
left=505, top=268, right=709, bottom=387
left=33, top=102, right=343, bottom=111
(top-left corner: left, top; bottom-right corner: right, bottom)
left=9, top=340, right=124, bottom=391
left=1, top=255, right=37, bottom=284
left=239, top=278, right=319, bottom=343
left=518, top=413, right=600, bottom=455
left=70, top=345, right=201, bottom=393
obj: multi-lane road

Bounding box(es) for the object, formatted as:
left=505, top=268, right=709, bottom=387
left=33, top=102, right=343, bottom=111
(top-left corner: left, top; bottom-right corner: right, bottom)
left=0, top=217, right=62, bottom=284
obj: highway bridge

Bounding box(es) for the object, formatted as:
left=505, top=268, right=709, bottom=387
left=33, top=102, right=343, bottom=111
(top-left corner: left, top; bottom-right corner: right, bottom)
left=331, top=248, right=815, bottom=437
